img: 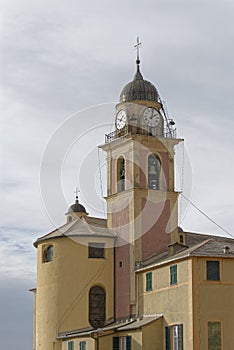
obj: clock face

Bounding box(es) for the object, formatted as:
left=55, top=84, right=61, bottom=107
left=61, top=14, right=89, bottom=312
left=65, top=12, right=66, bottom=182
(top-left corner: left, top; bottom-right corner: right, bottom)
left=116, top=110, right=127, bottom=130
left=143, top=107, right=160, bottom=127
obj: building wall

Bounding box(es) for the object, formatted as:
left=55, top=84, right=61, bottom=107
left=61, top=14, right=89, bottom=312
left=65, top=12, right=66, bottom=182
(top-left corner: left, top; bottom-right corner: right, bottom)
left=99, top=330, right=142, bottom=350
left=192, top=256, right=234, bottom=350
left=61, top=337, right=93, bottom=350
left=61, top=319, right=163, bottom=350
left=138, top=259, right=193, bottom=349
left=142, top=318, right=163, bottom=350
left=35, top=236, right=114, bottom=350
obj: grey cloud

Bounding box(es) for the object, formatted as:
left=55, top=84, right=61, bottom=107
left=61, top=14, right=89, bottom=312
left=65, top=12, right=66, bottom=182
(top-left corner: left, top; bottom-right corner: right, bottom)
left=0, top=0, right=234, bottom=348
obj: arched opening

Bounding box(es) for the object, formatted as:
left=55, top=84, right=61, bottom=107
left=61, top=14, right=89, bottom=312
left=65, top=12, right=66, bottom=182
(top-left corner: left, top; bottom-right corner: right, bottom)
left=89, top=286, right=106, bottom=328
left=43, top=245, right=54, bottom=263
left=148, top=154, right=161, bottom=189
left=179, top=234, right=184, bottom=244
left=117, top=157, right=125, bottom=192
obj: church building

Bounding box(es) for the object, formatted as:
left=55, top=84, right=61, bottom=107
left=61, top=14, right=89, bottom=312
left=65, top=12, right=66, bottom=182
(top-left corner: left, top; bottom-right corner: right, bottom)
left=32, top=50, right=234, bottom=350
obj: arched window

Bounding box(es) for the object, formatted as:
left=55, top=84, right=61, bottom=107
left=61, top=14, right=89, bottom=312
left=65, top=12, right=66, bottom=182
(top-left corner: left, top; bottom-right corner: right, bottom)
left=117, top=157, right=125, bottom=192
left=148, top=154, right=161, bottom=189
left=89, top=286, right=106, bottom=328
left=43, top=245, right=54, bottom=263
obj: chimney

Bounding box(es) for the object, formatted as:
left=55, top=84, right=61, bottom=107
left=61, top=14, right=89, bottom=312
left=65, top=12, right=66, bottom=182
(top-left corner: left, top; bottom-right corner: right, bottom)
left=223, top=246, right=230, bottom=254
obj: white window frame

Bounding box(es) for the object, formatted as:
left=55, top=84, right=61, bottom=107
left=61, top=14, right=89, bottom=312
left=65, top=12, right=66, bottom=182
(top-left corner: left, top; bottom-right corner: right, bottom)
left=172, top=325, right=179, bottom=350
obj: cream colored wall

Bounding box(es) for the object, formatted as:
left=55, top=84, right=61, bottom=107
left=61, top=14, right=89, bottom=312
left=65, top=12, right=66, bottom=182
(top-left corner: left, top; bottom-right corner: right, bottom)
left=35, top=236, right=114, bottom=350
left=142, top=318, right=163, bottom=350
left=61, top=320, right=163, bottom=350
left=192, top=257, right=234, bottom=350
left=138, top=259, right=193, bottom=349
left=99, top=330, right=142, bottom=350
left=36, top=240, right=60, bottom=350
left=61, top=337, right=94, bottom=350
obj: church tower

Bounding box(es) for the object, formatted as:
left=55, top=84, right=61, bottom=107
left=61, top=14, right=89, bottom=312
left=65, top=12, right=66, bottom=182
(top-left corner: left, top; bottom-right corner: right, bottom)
left=100, top=45, right=183, bottom=320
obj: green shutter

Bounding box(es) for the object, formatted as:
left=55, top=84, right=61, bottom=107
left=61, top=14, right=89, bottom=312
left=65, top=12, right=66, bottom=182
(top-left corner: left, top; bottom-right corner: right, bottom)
left=206, top=261, right=220, bottom=281
left=68, top=341, right=74, bottom=350
left=79, top=341, right=86, bottom=350
left=178, top=324, right=183, bottom=350
left=146, top=272, right=152, bottom=291
left=113, top=337, right=119, bottom=350
left=170, top=265, right=177, bottom=285
left=126, top=336, right=131, bottom=350
left=208, top=322, right=221, bottom=349
left=165, top=326, right=170, bottom=350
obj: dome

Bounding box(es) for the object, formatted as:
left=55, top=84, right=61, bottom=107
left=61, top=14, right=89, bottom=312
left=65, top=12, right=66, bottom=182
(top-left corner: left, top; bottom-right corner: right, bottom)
left=68, top=197, right=87, bottom=214
left=120, top=64, right=159, bottom=103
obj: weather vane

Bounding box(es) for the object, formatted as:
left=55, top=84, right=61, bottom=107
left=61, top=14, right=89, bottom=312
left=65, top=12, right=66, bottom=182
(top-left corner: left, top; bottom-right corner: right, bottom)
left=134, top=37, right=142, bottom=64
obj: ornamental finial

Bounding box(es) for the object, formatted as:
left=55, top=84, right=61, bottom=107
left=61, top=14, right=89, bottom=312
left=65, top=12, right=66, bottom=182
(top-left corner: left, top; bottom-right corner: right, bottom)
left=74, top=187, right=80, bottom=202
left=134, top=37, right=142, bottom=67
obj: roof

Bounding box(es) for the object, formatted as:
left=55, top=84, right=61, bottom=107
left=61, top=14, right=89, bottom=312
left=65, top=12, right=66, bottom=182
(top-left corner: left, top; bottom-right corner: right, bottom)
left=67, top=199, right=87, bottom=214
left=115, top=315, right=162, bottom=331
left=184, top=231, right=234, bottom=247
left=119, top=64, right=159, bottom=103
left=34, top=216, right=116, bottom=247
left=57, top=315, right=163, bottom=339
left=137, top=232, right=234, bottom=272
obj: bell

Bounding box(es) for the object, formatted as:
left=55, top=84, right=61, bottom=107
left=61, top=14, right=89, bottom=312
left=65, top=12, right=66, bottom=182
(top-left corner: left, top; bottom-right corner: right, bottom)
left=148, top=164, right=157, bottom=175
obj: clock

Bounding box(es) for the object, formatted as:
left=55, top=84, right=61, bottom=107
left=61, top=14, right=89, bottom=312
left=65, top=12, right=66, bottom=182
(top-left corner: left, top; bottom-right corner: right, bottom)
left=143, top=107, right=160, bottom=127
left=116, top=110, right=127, bottom=130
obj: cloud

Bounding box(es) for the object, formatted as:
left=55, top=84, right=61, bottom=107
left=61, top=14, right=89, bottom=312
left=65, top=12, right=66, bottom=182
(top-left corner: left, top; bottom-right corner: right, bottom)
left=0, top=0, right=234, bottom=348
left=0, top=277, right=33, bottom=349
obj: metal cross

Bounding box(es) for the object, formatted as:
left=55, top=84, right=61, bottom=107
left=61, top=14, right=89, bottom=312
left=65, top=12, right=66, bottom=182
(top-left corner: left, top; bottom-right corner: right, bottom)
left=74, top=187, right=80, bottom=197
left=134, top=37, right=142, bottom=62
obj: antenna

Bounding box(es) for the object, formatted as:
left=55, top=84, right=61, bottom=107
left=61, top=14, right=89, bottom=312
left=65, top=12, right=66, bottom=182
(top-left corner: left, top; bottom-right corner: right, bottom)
left=158, top=95, right=176, bottom=138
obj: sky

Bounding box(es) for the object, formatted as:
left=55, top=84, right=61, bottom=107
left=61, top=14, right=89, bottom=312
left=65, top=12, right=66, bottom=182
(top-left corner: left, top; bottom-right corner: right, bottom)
left=0, top=0, right=234, bottom=349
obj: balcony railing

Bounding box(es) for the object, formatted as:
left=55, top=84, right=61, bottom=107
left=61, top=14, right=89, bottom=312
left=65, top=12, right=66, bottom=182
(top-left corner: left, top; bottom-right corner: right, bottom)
left=105, top=127, right=177, bottom=143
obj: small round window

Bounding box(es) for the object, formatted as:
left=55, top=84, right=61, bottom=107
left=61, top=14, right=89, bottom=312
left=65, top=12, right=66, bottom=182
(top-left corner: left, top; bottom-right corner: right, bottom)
left=44, top=245, right=54, bottom=263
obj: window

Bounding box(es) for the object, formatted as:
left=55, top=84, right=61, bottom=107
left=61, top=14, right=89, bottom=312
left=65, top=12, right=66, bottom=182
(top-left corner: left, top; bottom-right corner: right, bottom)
left=89, top=286, right=105, bottom=328
left=113, top=337, right=119, bottom=350
left=68, top=341, right=74, bottom=350
left=121, top=336, right=131, bottom=350
left=172, top=325, right=183, bottom=350
left=165, top=325, right=183, bottom=350
left=146, top=272, right=152, bottom=291
left=208, top=322, right=221, bottom=350
left=117, top=157, right=125, bottom=192
left=43, top=245, right=54, bottom=263
left=165, top=326, right=170, bottom=350
left=88, top=242, right=105, bottom=258
left=148, top=154, right=161, bottom=189
left=112, top=336, right=131, bottom=350
left=170, top=265, right=177, bottom=285
left=79, top=341, right=86, bottom=350
left=206, top=261, right=220, bottom=281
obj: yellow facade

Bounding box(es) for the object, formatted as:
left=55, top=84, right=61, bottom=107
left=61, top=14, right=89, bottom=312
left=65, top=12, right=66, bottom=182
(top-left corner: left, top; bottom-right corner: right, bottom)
left=192, top=256, right=234, bottom=349
left=35, top=233, right=115, bottom=350
left=138, top=258, right=193, bottom=349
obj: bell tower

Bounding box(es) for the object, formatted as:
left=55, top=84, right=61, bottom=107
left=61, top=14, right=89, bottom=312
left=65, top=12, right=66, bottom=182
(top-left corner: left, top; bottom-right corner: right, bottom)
left=100, top=44, right=183, bottom=320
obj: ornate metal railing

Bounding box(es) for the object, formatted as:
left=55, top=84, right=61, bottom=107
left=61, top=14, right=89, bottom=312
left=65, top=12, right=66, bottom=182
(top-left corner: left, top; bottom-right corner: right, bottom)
left=105, top=127, right=176, bottom=143
left=105, top=131, right=116, bottom=143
